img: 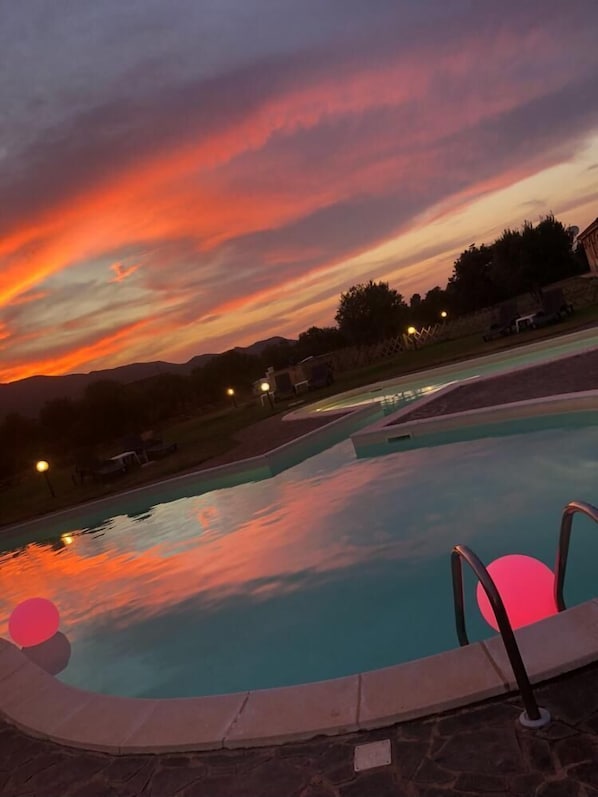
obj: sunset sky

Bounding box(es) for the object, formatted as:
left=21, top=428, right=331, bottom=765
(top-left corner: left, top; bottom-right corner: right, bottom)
left=2, top=1, right=598, bottom=384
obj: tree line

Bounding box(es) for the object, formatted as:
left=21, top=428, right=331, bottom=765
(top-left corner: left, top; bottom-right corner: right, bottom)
left=0, top=213, right=588, bottom=483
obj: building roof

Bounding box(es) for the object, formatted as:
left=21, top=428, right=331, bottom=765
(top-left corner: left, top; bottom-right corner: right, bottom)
left=578, top=217, right=598, bottom=240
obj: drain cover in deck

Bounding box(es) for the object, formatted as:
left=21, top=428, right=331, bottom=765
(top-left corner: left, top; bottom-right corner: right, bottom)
left=354, top=739, right=392, bottom=772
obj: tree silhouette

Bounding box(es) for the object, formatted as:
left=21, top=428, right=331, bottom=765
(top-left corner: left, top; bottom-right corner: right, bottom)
left=335, top=280, right=408, bottom=344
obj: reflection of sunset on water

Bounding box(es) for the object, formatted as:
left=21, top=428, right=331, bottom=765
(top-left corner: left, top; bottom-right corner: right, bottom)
left=0, top=448, right=401, bottom=639
left=1, top=429, right=597, bottom=698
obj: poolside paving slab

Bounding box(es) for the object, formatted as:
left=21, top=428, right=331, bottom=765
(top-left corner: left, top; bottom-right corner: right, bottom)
left=3, top=654, right=598, bottom=795
left=122, top=692, right=250, bottom=752
left=358, top=641, right=507, bottom=728
left=224, top=674, right=360, bottom=748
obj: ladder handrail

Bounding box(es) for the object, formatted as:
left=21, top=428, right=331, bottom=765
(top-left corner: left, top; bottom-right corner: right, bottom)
left=451, top=544, right=541, bottom=723
left=554, top=500, right=598, bottom=612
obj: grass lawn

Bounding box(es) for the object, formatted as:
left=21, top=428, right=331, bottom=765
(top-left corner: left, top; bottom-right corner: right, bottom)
left=1, top=307, right=597, bottom=529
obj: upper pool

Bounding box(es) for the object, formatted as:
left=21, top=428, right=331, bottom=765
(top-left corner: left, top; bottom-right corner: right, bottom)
left=299, top=327, right=598, bottom=415
left=1, top=419, right=597, bottom=699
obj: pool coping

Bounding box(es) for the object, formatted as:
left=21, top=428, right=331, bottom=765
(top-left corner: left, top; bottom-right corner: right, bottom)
left=351, top=385, right=598, bottom=456
left=2, top=600, right=598, bottom=753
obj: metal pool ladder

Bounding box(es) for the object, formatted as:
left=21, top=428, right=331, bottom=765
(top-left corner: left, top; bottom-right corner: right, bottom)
left=554, top=500, right=598, bottom=611
left=451, top=544, right=550, bottom=728
left=451, top=500, right=598, bottom=730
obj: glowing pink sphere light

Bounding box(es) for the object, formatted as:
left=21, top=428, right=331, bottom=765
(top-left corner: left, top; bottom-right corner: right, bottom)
left=8, top=597, right=60, bottom=648
left=476, top=554, right=557, bottom=631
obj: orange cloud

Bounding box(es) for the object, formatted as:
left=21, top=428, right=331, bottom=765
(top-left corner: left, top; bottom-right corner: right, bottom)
left=1, top=14, right=596, bottom=379
left=109, top=262, right=140, bottom=283
left=0, top=319, right=159, bottom=383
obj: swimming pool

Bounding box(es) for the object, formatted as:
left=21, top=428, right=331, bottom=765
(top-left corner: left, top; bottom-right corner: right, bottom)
left=1, top=421, right=597, bottom=699
left=299, top=327, right=598, bottom=416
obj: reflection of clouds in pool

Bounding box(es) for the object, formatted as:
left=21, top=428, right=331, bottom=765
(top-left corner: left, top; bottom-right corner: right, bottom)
left=1, top=425, right=597, bottom=695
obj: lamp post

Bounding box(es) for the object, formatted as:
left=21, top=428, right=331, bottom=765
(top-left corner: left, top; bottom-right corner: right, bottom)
left=36, top=460, right=55, bottom=498
left=226, top=387, right=237, bottom=408
left=260, top=381, right=274, bottom=410
left=407, top=326, right=418, bottom=350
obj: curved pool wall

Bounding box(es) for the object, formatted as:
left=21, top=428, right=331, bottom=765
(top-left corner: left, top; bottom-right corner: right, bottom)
left=287, top=327, right=598, bottom=419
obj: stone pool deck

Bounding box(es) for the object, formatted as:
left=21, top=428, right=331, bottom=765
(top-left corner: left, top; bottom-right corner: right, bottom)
left=4, top=661, right=598, bottom=796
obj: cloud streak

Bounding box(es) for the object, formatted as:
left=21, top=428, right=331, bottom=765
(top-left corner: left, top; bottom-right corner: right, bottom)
left=1, top=0, right=597, bottom=382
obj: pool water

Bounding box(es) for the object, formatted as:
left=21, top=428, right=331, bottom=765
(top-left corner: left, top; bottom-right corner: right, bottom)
left=1, top=424, right=597, bottom=698
left=312, top=328, right=598, bottom=413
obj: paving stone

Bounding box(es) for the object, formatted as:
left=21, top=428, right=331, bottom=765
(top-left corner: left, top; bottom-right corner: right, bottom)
left=339, top=770, right=398, bottom=797
left=143, top=766, right=207, bottom=797
left=568, top=764, right=598, bottom=790
left=581, top=714, right=598, bottom=734
left=278, top=740, right=336, bottom=758
left=393, top=740, right=429, bottom=780
left=436, top=702, right=518, bottom=736
left=96, top=755, right=151, bottom=782
left=316, top=743, right=354, bottom=783
left=544, top=677, right=598, bottom=724
left=433, top=728, right=521, bottom=774
left=397, top=720, right=434, bottom=742
left=17, top=757, right=88, bottom=795
left=189, top=776, right=243, bottom=797
left=519, top=734, right=555, bottom=773
left=298, top=780, right=338, bottom=797
left=509, top=771, right=547, bottom=795
left=326, top=762, right=355, bottom=786
left=453, top=772, right=507, bottom=792
left=413, top=759, right=454, bottom=786
left=429, top=736, right=447, bottom=758
left=225, top=758, right=309, bottom=797
left=204, top=748, right=270, bottom=774
left=0, top=734, right=48, bottom=768
left=555, top=735, right=598, bottom=767
left=68, top=779, right=122, bottom=797
left=536, top=779, right=584, bottom=797
left=158, top=755, right=193, bottom=768
left=537, top=722, right=580, bottom=741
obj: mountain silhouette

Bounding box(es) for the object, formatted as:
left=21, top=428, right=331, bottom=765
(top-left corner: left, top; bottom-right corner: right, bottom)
left=0, top=336, right=291, bottom=418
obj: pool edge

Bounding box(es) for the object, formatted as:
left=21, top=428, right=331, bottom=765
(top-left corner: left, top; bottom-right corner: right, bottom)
left=1, top=601, right=597, bottom=753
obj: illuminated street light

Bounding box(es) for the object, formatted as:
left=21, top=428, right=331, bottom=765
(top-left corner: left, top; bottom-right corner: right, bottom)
left=440, top=310, right=448, bottom=319
left=407, top=326, right=418, bottom=351
left=36, top=460, right=55, bottom=498
left=226, top=387, right=237, bottom=408
left=260, top=381, right=274, bottom=410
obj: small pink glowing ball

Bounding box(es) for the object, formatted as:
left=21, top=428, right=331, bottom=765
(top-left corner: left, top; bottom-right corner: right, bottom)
left=476, top=554, right=557, bottom=631
left=8, top=598, right=60, bottom=648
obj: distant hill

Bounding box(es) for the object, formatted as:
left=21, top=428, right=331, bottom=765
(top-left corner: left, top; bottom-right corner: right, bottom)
left=0, top=336, right=293, bottom=419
